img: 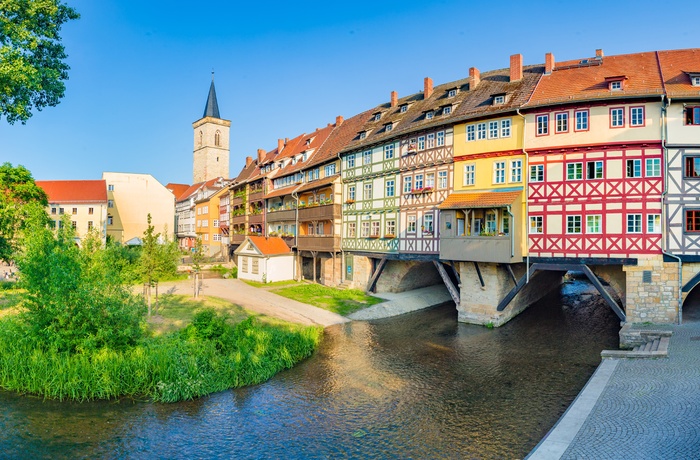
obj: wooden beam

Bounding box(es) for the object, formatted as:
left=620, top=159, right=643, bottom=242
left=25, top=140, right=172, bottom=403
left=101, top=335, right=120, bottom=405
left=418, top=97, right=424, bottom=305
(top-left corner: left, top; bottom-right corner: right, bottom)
left=366, top=257, right=388, bottom=293
left=473, top=262, right=485, bottom=287
left=433, top=261, right=460, bottom=306
left=449, top=260, right=461, bottom=284
left=505, top=264, right=517, bottom=286
left=497, top=264, right=540, bottom=311
left=578, top=265, right=626, bottom=322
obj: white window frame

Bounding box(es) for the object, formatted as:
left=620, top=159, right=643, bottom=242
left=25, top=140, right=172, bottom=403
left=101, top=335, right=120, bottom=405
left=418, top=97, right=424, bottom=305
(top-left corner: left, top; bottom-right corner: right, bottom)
left=501, top=119, right=511, bottom=138
left=384, top=144, right=394, bottom=159
left=493, top=161, right=506, bottom=184
left=403, top=176, right=413, bottom=194
left=530, top=164, right=544, bottom=182
left=438, top=170, right=447, bottom=189
left=407, top=215, right=417, bottom=233
left=530, top=216, right=543, bottom=234
left=488, top=121, right=499, bottom=139
left=647, top=214, right=661, bottom=233
left=627, top=214, right=642, bottom=233
left=510, top=159, right=522, bottom=183
left=567, top=162, right=583, bottom=180
left=436, top=131, right=445, bottom=146
left=586, top=215, right=602, bottom=234
left=477, top=123, right=487, bottom=140
left=566, top=215, right=582, bottom=234
left=646, top=158, right=661, bottom=177
left=464, top=164, right=475, bottom=186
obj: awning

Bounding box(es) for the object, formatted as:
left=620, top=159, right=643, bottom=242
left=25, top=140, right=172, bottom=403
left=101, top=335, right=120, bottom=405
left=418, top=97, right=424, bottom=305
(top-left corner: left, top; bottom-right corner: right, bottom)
left=438, top=190, right=522, bottom=210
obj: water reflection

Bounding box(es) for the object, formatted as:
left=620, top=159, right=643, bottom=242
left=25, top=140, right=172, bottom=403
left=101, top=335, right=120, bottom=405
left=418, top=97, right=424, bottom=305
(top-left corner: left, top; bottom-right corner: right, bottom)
left=0, top=280, right=619, bottom=459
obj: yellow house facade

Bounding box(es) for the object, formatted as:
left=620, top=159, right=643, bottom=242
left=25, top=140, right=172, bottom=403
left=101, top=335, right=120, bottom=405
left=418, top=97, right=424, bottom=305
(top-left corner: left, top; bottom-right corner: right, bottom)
left=195, top=188, right=226, bottom=257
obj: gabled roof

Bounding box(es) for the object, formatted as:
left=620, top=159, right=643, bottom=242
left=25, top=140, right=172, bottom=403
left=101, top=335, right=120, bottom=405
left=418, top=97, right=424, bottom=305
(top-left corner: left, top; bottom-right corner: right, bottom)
left=241, top=236, right=291, bottom=255
left=166, top=183, right=190, bottom=200
left=657, top=48, right=700, bottom=97
left=36, top=180, right=108, bottom=203
left=438, top=190, right=522, bottom=209
left=525, top=51, right=664, bottom=108
left=203, top=80, right=220, bottom=118
left=308, top=110, right=372, bottom=168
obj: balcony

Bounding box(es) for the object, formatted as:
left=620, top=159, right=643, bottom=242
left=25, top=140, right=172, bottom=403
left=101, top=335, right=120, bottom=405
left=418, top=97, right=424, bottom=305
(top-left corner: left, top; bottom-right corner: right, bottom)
left=249, top=189, right=264, bottom=201
left=267, top=208, right=296, bottom=222
left=231, top=214, right=246, bottom=225
left=297, top=235, right=341, bottom=252
left=230, top=233, right=246, bottom=244
left=439, top=236, right=520, bottom=263
left=298, top=203, right=341, bottom=222
left=248, top=214, right=263, bottom=225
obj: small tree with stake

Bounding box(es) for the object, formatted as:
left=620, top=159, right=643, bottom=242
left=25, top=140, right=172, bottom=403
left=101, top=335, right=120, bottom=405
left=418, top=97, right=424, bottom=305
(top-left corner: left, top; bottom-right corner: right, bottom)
left=138, top=214, right=178, bottom=316
left=191, top=236, right=205, bottom=298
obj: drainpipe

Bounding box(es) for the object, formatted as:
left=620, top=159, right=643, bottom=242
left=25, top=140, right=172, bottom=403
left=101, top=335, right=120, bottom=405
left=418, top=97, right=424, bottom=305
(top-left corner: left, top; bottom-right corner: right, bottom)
left=292, top=188, right=300, bottom=281
left=337, top=150, right=345, bottom=286
left=659, top=94, right=683, bottom=324
left=517, top=108, right=530, bottom=283
left=507, top=205, right=515, bottom=258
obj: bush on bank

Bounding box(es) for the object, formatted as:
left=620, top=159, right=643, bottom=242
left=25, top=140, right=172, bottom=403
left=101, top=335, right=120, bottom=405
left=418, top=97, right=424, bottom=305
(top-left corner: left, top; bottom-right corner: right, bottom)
left=0, top=311, right=322, bottom=402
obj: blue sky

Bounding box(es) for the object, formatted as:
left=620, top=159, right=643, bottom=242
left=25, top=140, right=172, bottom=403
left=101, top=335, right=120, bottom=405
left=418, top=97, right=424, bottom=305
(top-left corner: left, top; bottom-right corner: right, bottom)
left=2, top=0, right=698, bottom=185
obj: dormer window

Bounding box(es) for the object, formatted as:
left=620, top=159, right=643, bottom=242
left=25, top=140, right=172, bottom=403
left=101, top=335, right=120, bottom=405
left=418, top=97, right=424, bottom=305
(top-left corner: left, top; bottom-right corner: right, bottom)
left=443, top=106, right=452, bottom=115
left=426, top=111, right=434, bottom=120
left=385, top=123, right=393, bottom=132
left=605, top=76, right=627, bottom=91
left=493, top=94, right=506, bottom=105
left=448, top=89, right=457, bottom=98
left=292, top=157, right=297, bottom=165
left=400, top=104, right=408, bottom=113
left=373, top=112, right=382, bottom=122
left=359, top=131, right=367, bottom=140
left=686, top=72, right=700, bottom=86
left=302, top=152, right=307, bottom=161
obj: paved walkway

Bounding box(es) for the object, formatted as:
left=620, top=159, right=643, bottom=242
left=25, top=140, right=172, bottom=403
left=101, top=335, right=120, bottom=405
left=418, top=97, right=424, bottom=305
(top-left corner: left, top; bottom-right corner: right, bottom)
left=528, top=317, right=700, bottom=459
left=348, top=284, right=452, bottom=320
left=158, top=278, right=349, bottom=327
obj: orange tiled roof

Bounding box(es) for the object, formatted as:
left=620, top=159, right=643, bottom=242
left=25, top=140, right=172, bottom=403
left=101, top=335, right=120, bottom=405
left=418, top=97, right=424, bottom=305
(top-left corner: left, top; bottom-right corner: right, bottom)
left=36, top=180, right=107, bottom=203
left=246, top=236, right=291, bottom=255
left=525, top=51, right=664, bottom=107
left=657, top=48, right=700, bottom=97
left=166, top=183, right=190, bottom=200
left=438, top=190, right=522, bottom=210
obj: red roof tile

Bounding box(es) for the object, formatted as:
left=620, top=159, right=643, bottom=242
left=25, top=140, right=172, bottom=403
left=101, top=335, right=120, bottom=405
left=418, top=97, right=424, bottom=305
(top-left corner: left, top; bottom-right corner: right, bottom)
left=166, top=183, right=190, bottom=200
left=438, top=190, right=522, bottom=209
left=36, top=180, right=108, bottom=203
left=657, top=48, right=700, bottom=97
left=246, top=236, right=291, bottom=255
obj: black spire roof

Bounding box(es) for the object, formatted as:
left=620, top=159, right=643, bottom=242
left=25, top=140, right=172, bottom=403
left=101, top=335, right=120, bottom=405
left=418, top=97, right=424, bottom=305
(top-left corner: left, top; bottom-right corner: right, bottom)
left=203, top=78, right=220, bottom=119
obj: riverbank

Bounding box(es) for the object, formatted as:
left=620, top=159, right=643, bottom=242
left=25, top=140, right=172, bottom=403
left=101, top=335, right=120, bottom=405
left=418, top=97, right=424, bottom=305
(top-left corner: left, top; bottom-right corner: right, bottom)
left=528, top=317, right=700, bottom=459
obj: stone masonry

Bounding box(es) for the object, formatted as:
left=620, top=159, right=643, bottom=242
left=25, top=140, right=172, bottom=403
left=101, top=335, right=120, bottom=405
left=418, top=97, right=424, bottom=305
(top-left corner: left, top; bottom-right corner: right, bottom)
left=623, top=255, right=679, bottom=324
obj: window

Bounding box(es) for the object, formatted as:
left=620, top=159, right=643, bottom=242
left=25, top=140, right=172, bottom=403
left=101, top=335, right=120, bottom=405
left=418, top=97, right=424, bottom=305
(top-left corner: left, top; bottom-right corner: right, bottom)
left=693, top=76, right=700, bottom=87
left=213, top=234, right=221, bottom=242
left=307, top=223, right=315, bottom=235
left=203, top=234, right=209, bottom=242
left=359, top=132, right=366, bottom=140
left=501, top=119, right=511, bottom=137
left=415, top=174, right=424, bottom=190
left=575, top=110, right=589, bottom=131
left=241, top=257, right=248, bottom=273
left=347, top=154, right=356, bottom=168
left=361, top=222, right=370, bottom=237
left=448, top=89, right=457, bottom=97
left=648, top=214, right=661, bottom=233
left=686, top=210, right=700, bottom=232
left=251, top=258, right=258, bottom=274
left=348, top=222, right=356, bottom=238
left=71, top=207, right=77, bottom=215
left=108, top=184, right=114, bottom=191
left=626, top=159, right=642, bottom=178
left=477, top=123, right=487, bottom=140
left=438, top=171, right=447, bottom=189
left=627, top=214, right=642, bottom=233
left=363, top=150, right=372, bottom=165
left=685, top=156, right=700, bottom=177
left=502, top=215, right=510, bottom=235
left=536, top=114, right=549, bottom=135
left=467, top=125, right=475, bottom=141
left=417, top=136, right=425, bottom=151
left=324, top=163, right=337, bottom=176
left=408, top=215, right=417, bottom=233
left=530, top=216, right=543, bottom=234
left=587, top=215, right=601, bottom=233
left=107, top=216, right=113, bottom=225
left=443, top=106, right=452, bottom=115
left=494, top=161, right=506, bottom=184
left=567, top=215, right=582, bottom=234
left=371, top=221, right=380, bottom=237
left=630, top=106, right=645, bottom=127
left=426, top=112, right=434, bottom=120
left=374, top=113, right=381, bottom=121
left=386, top=180, right=395, bottom=197
left=107, top=200, right=113, bottom=208
left=87, top=221, right=93, bottom=230
left=555, top=112, right=569, bottom=133
left=494, top=95, right=505, bottom=104
left=425, top=173, right=435, bottom=189
left=403, top=176, right=413, bottom=194
left=348, top=185, right=356, bottom=201
left=646, top=158, right=661, bottom=177
left=427, top=133, right=435, bottom=149
left=684, top=106, right=700, bottom=125
left=436, top=131, right=445, bottom=146
left=88, top=207, right=94, bottom=215
left=215, top=131, right=221, bottom=146
left=485, top=212, right=497, bottom=233
left=587, top=161, right=603, bottom=179
left=384, top=144, right=394, bottom=159
left=363, top=183, right=372, bottom=200
left=316, top=222, right=324, bottom=235
left=385, top=123, right=393, bottom=132
left=386, top=220, right=396, bottom=236
left=400, top=105, right=408, bottom=113
left=488, top=121, right=499, bottom=139
left=610, top=108, right=624, bottom=127
left=51, top=207, right=56, bottom=215
left=530, top=164, right=544, bottom=182
left=423, top=214, right=434, bottom=233
left=567, top=163, right=583, bottom=180
left=510, top=160, right=522, bottom=182
left=610, top=81, right=622, bottom=91
left=213, top=219, right=219, bottom=228
left=71, top=221, right=77, bottom=229
left=464, top=164, right=475, bottom=186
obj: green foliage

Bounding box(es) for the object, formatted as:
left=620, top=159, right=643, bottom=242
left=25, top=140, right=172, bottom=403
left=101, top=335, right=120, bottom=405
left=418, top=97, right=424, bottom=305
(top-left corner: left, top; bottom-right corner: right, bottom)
left=273, top=283, right=384, bottom=315
left=0, top=0, right=80, bottom=124
left=0, top=163, right=48, bottom=262
left=16, top=208, right=146, bottom=353
left=191, top=236, right=205, bottom=272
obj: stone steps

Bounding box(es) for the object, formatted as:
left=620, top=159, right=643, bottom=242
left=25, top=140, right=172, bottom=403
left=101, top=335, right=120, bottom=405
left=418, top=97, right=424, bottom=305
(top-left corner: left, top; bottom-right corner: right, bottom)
left=601, top=336, right=670, bottom=359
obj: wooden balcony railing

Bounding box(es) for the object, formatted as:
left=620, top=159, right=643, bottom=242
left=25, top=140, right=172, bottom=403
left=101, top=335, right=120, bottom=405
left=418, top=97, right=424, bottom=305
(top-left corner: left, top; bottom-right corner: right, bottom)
left=298, top=203, right=341, bottom=222
left=296, top=235, right=341, bottom=252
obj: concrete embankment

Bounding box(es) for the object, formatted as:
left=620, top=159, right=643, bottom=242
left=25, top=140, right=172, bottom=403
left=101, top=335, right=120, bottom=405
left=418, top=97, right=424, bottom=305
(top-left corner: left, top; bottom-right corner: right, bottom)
left=348, top=284, right=452, bottom=321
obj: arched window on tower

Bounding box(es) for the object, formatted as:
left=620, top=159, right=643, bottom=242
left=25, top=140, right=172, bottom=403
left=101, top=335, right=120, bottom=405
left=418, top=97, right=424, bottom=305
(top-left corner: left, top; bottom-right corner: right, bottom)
left=215, top=130, right=221, bottom=146
left=198, top=131, right=203, bottom=147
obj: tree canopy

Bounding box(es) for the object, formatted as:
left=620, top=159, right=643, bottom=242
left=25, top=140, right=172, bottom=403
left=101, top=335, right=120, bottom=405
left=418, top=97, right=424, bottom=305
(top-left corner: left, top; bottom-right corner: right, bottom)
left=0, top=0, right=79, bottom=124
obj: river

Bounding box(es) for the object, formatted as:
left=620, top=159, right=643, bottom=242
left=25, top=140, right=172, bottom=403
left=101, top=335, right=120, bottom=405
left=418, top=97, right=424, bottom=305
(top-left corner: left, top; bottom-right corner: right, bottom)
left=0, top=280, right=619, bottom=459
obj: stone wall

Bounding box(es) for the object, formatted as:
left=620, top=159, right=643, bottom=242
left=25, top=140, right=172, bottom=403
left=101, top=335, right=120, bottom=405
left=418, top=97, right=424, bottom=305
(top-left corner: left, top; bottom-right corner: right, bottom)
left=623, top=255, right=679, bottom=324
left=375, top=261, right=442, bottom=293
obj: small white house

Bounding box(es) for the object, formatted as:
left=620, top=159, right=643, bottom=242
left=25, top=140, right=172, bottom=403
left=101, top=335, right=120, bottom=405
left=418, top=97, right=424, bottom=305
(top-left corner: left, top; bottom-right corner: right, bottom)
left=234, top=236, right=294, bottom=283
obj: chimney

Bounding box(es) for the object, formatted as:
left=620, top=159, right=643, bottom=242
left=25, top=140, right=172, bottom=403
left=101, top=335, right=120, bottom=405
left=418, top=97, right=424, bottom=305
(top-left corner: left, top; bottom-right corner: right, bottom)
left=245, top=156, right=253, bottom=167
left=510, top=54, right=523, bottom=82
left=424, top=77, right=433, bottom=99
left=257, top=149, right=265, bottom=163
left=278, top=138, right=284, bottom=152
left=390, top=91, right=398, bottom=107
left=336, top=115, right=344, bottom=126
left=469, top=67, right=480, bottom=89
left=596, top=48, right=604, bottom=59
left=545, top=52, right=555, bottom=74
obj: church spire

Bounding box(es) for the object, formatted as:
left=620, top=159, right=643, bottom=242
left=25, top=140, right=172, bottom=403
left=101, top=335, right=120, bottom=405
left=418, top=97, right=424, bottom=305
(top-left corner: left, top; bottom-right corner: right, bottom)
left=203, top=73, right=220, bottom=119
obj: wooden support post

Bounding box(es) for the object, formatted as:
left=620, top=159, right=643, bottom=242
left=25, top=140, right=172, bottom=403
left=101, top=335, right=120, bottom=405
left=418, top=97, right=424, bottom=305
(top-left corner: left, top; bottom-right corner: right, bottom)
left=449, top=260, right=461, bottom=284
left=433, top=261, right=460, bottom=306
left=366, top=257, right=387, bottom=293
left=505, top=264, right=517, bottom=286
left=473, top=262, right=485, bottom=287
left=579, top=265, right=626, bottom=322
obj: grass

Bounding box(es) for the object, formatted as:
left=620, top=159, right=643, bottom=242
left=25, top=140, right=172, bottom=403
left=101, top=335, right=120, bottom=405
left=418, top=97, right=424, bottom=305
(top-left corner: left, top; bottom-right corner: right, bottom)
left=148, top=294, right=251, bottom=336
left=243, top=279, right=298, bottom=289
left=0, top=284, right=23, bottom=319
left=272, top=283, right=384, bottom=316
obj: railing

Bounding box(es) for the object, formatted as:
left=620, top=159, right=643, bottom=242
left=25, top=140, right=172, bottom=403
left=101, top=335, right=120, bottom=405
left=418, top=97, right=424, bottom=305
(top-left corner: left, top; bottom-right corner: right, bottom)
left=439, top=236, right=517, bottom=263
left=297, top=235, right=341, bottom=252
left=298, top=203, right=341, bottom=222
left=267, top=209, right=296, bottom=221
left=230, top=215, right=246, bottom=224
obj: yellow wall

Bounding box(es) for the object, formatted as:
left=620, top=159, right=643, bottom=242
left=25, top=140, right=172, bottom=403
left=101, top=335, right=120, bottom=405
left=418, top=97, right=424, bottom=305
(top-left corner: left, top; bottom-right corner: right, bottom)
left=195, top=191, right=223, bottom=256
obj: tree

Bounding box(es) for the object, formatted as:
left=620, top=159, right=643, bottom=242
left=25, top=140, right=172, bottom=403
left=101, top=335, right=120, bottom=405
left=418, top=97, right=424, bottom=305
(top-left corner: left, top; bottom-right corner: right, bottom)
left=191, top=236, right=205, bottom=298
left=139, top=214, right=179, bottom=316
left=0, top=0, right=80, bottom=124
left=0, top=162, right=48, bottom=262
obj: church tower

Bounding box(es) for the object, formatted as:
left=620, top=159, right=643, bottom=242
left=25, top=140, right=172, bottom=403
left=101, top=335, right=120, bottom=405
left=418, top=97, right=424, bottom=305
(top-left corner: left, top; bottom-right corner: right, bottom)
left=192, top=76, right=231, bottom=183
